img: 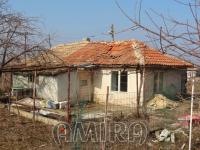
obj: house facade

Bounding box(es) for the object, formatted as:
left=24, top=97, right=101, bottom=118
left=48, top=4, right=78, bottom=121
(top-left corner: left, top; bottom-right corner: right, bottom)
left=12, top=40, right=192, bottom=107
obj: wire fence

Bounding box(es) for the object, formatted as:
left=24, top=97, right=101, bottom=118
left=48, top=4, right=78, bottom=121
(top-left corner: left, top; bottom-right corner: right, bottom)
left=5, top=90, right=200, bottom=149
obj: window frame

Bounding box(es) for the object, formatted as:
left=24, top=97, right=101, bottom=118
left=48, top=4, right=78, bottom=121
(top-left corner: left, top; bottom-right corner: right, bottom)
left=120, top=71, right=128, bottom=92
left=111, top=71, right=119, bottom=91
left=111, top=71, right=128, bottom=92
left=154, top=71, right=164, bottom=93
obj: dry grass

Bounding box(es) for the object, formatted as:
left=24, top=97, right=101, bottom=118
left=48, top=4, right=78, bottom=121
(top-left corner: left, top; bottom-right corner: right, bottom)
left=1, top=100, right=200, bottom=150
left=0, top=106, right=58, bottom=150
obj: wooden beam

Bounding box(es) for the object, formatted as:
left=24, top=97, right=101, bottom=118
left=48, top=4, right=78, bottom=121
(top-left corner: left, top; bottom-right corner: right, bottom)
left=103, top=86, right=109, bottom=150
left=67, top=67, right=71, bottom=123
left=32, top=70, right=37, bottom=122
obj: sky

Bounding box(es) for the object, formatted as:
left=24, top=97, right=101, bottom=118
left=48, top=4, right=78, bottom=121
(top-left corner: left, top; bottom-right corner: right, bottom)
left=9, top=0, right=191, bottom=46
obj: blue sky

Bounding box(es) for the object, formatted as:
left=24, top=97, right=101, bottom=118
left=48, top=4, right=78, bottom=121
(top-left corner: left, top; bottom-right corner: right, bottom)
left=9, top=0, right=190, bottom=46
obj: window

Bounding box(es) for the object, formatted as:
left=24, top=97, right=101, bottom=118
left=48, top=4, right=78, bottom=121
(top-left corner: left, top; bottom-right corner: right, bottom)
left=28, top=74, right=39, bottom=84
left=111, top=71, right=118, bottom=91
left=80, top=80, right=88, bottom=87
left=120, top=71, right=128, bottom=92
left=28, top=74, right=33, bottom=83
left=154, top=72, right=164, bottom=93
left=111, top=71, right=128, bottom=92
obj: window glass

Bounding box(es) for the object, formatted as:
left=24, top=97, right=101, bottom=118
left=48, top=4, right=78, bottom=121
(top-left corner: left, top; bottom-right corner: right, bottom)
left=28, top=74, right=33, bottom=83
left=120, top=71, right=127, bottom=92
left=111, top=71, right=118, bottom=91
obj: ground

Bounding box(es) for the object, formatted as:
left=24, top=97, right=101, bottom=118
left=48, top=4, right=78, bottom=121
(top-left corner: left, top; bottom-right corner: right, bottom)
left=1, top=98, right=200, bottom=150
left=0, top=103, right=147, bottom=150
left=0, top=104, right=58, bottom=150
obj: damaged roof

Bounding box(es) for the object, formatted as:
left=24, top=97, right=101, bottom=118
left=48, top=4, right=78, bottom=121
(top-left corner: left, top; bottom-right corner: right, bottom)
left=4, top=41, right=89, bottom=69
left=3, top=40, right=193, bottom=72
left=64, top=40, right=193, bottom=68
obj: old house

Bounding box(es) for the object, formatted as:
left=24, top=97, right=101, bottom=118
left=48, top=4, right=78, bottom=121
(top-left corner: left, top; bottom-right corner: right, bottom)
left=11, top=40, right=193, bottom=107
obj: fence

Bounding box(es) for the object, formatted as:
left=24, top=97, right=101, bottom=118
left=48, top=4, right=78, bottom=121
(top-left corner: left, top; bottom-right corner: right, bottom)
left=7, top=89, right=200, bottom=149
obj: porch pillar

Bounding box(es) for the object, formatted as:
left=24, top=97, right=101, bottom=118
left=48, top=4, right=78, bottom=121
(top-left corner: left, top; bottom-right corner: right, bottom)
left=32, top=70, right=37, bottom=122
left=66, top=67, right=71, bottom=123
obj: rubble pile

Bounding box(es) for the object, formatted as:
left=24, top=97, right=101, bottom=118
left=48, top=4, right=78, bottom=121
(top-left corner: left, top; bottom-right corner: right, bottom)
left=153, top=129, right=175, bottom=143
left=152, top=128, right=188, bottom=144
left=147, top=94, right=178, bottom=110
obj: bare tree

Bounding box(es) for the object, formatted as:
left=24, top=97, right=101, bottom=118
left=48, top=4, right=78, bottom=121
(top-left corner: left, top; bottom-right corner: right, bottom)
left=115, top=0, right=200, bottom=65
left=0, top=0, right=61, bottom=92
left=0, top=0, right=52, bottom=71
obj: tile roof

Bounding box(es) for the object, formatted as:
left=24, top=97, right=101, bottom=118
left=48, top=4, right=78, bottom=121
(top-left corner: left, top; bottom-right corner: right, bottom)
left=6, top=41, right=89, bottom=68
left=64, top=40, right=193, bottom=68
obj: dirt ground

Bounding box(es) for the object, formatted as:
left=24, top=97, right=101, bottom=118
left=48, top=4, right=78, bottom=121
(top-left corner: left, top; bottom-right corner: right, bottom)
left=1, top=100, right=200, bottom=150
left=0, top=104, right=147, bottom=150
left=0, top=105, right=58, bottom=150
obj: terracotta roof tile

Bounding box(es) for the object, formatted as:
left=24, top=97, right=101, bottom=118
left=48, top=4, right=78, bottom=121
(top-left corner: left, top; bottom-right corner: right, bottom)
left=64, top=40, right=192, bottom=68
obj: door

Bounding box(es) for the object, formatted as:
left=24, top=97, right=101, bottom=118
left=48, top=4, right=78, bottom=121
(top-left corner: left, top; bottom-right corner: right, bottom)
left=79, top=71, right=91, bottom=101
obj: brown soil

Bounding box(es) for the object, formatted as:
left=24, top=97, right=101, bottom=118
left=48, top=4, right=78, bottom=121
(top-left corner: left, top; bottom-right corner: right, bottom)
left=0, top=106, right=58, bottom=150
left=1, top=101, right=200, bottom=150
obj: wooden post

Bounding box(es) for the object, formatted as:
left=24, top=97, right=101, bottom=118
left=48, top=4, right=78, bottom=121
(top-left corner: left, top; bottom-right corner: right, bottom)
left=32, top=70, right=37, bottom=122
left=136, top=69, right=140, bottom=117
left=189, top=71, right=195, bottom=150
left=90, top=70, right=94, bottom=102
left=142, top=67, right=147, bottom=118
left=67, top=67, right=71, bottom=123
left=8, top=73, right=12, bottom=115
left=103, top=86, right=109, bottom=150
left=16, top=92, right=20, bottom=120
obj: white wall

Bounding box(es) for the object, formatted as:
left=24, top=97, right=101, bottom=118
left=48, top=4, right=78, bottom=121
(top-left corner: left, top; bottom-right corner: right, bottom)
left=37, top=71, right=78, bottom=102
left=13, top=71, right=91, bottom=103
left=37, top=76, right=58, bottom=101
left=57, top=71, right=78, bottom=103
left=93, top=69, right=143, bottom=107
left=12, top=74, right=32, bottom=89
left=12, top=68, right=184, bottom=104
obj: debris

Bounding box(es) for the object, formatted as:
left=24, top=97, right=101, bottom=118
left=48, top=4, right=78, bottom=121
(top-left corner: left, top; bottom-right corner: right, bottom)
left=159, top=129, right=171, bottom=142
left=147, top=94, right=178, bottom=110
left=165, top=137, right=170, bottom=142
left=171, top=133, right=175, bottom=143
left=39, top=110, right=51, bottom=116
left=17, top=97, right=40, bottom=107
left=81, top=112, right=111, bottom=120
left=58, top=101, right=68, bottom=109
left=47, top=100, right=59, bottom=109
left=154, top=129, right=176, bottom=143
left=40, top=100, right=48, bottom=108
left=181, top=143, right=186, bottom=150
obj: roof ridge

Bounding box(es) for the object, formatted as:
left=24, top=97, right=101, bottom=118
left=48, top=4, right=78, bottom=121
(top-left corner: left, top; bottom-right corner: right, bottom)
left=51, top=40, right=90, bottom=49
